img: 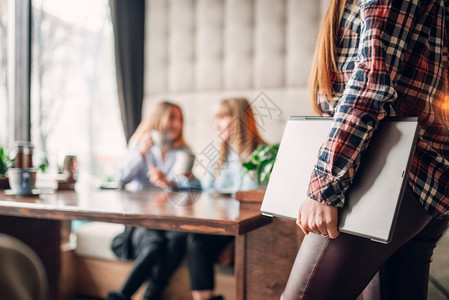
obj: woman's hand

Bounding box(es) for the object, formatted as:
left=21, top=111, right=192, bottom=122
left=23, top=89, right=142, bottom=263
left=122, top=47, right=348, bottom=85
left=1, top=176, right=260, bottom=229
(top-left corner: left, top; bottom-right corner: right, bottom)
left=139, top=133, right=154, bottom=158
left=296, top=196, right=340, bottom=239
left=148, top=165, right=171, bottom=188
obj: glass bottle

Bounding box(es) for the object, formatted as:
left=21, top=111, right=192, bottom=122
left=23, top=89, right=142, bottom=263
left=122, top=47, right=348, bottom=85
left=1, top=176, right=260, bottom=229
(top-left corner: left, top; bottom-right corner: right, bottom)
left=23, top=143, right=34, bottom=168
left=14, top=142, right=24, bottom=168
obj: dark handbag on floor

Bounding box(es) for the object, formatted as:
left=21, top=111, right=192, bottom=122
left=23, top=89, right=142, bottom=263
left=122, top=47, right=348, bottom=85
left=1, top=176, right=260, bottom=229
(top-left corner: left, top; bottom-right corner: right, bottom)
left=111, top=226, right=135, bottom=260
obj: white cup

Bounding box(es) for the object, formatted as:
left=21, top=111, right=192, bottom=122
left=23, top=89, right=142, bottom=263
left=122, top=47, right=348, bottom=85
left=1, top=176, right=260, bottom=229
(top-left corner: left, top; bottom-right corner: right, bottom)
left=174, top=152, right=195, bottom=174
left=150, top=130, right=171, bottom=148
left=7, top=168, right=37, bottom=195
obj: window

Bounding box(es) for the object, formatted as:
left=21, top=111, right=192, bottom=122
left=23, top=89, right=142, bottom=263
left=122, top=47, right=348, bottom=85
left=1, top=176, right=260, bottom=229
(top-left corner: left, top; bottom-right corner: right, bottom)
left=31, top=0, right=126, bottom=182
left=0, top=0, right=9, bottom=148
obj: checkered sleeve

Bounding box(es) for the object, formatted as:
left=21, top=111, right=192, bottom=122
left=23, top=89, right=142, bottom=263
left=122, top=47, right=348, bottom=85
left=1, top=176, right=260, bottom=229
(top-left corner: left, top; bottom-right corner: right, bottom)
left=307, top=0, right=419, bottom=207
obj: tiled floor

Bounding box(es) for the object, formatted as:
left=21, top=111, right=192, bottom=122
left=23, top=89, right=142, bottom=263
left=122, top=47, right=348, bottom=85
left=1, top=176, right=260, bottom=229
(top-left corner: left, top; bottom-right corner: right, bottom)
left=428, top=226, right=449, bottom=299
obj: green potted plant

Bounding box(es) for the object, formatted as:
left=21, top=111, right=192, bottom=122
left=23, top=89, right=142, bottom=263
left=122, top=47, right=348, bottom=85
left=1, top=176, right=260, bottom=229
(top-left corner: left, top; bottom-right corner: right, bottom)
left=242, top=144, right=280, bottom=186
left=0, top=147, right=13, bottom=189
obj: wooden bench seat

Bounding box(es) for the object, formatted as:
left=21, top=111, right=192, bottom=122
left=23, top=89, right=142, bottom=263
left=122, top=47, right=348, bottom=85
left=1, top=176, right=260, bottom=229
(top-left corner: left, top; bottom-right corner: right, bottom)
left=60, top=222, right=234, bottom=299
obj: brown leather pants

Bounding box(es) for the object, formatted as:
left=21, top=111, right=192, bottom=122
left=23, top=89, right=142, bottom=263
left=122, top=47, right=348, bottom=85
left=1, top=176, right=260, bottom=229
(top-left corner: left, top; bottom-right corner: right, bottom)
left=282, top=186, right=449, bottom=300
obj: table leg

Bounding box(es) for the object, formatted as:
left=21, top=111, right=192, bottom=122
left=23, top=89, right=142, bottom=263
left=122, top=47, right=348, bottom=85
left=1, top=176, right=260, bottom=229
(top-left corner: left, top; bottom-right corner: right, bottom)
left=237, top=218, right=304, bottom=300
left=235, top=234, right=247, bottom=299
left=0, top=216, right=61, bottom=300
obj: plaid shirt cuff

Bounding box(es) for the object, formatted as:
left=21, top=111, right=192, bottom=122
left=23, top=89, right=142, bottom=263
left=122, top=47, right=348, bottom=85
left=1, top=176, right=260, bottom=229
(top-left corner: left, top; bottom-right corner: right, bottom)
left=307, top=168, right=347, bottom=208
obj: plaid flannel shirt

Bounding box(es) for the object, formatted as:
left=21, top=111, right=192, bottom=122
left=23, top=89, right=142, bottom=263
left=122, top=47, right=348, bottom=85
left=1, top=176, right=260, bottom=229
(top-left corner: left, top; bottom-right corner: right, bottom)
left=307, top=0, right=449, bottom=217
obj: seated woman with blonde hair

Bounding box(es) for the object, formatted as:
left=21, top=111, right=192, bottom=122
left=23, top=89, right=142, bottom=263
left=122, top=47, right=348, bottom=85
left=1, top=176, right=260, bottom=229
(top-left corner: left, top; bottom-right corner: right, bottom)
left=109, top=101, right=199, bottom=300
left=116, top=101, right=198, bottom=191
left=188, top=97, right=266, bottom=300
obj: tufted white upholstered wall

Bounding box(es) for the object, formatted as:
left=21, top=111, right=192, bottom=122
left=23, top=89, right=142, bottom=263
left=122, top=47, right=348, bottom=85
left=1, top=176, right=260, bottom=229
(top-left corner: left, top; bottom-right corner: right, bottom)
left=145, top=0, right=327, bottom=93
left=143, top=0, right=330, bottom=175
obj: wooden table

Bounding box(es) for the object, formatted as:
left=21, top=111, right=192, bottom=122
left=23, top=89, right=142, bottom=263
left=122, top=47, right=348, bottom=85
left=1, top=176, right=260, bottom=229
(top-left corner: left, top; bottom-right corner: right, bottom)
left=0, top=186, right=279, bottom=300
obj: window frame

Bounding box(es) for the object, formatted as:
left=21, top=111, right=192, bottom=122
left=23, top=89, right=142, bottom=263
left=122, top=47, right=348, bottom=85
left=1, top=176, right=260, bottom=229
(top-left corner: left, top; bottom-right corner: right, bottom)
left=9, top=0, right=32, bottom=142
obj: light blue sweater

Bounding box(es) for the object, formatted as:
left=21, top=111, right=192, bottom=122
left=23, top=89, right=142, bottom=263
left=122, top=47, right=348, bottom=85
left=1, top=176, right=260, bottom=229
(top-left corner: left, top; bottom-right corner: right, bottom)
left=202, top=149, right=258, bottom=194
left=115, top=143, right=200, bottom=190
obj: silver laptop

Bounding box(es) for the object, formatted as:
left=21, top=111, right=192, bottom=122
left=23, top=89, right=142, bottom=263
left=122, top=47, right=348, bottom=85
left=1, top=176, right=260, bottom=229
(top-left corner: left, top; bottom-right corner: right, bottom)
left=261, top=117, right=419, bottom=243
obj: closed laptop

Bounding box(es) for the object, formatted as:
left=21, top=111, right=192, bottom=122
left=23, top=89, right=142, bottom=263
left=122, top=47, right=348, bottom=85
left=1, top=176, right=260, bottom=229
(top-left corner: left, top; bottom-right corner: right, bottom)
left=260, top=117, right=419, bottom=243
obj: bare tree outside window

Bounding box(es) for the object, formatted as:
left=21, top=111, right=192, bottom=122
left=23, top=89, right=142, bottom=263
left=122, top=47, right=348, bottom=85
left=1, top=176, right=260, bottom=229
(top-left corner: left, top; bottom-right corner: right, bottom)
left=0, top=0, right=9, bottom=148
left=31, top=0, right=126, bottom=182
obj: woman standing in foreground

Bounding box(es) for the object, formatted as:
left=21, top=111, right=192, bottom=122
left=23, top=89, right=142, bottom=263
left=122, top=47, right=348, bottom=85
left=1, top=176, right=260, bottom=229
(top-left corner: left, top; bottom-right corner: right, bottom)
left=283, top=0, right=449, bottom=299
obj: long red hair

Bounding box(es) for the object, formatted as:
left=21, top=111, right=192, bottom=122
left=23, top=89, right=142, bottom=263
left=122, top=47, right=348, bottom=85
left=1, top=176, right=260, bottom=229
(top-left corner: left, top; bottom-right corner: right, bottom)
left=310, top=0, right=353, bottom=115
